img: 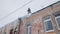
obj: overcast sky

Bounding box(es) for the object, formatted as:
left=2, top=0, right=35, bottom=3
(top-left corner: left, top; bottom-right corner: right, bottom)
left=0, top=0, right=59, bottom=28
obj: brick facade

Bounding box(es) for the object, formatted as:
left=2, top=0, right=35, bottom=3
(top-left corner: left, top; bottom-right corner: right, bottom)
left=0, top=1, right=60, bottom=34
left=20, top=1, right=60, bottom=34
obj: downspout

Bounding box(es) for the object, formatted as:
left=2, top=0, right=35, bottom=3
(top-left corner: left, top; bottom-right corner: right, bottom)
left=18, top=18, right=21, bottom=34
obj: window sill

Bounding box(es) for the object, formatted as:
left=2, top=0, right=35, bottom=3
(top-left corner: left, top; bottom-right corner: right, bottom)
left=58, top=28, right=60, bottom=30
left=46, top=30, right=54, bottom=32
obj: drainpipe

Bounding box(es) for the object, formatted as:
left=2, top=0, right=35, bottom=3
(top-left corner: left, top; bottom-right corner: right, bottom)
left=18, top=18, right=21, bottom=34
left=38, top=29, right=39, bottom=34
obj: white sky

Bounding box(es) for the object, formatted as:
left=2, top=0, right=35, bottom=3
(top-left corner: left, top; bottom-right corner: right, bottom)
left=0, top=0, right=59, bottom=28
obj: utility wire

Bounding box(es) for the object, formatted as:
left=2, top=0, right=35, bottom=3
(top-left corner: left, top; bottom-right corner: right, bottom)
left=0, top=0, right=33, bottom=21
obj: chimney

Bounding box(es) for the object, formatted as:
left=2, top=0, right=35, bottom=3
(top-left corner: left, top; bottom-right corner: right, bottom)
left=27, top=8, right=31, bottom=14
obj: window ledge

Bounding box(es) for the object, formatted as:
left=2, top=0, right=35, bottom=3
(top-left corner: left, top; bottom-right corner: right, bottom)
left=58, top=28, right=60, bottom=30
left=46, top=30, right=54, bottom=32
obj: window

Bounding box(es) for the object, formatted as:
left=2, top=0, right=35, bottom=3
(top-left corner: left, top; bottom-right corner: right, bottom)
left=10, top=29, right=13, bottom=34
left=4, top=32, right=6, bottom=34
left=55, top=14, right=60, bottom=29
left=44, top=16, right=53, bottom=32
left=26, top=23, right=31, bottom=34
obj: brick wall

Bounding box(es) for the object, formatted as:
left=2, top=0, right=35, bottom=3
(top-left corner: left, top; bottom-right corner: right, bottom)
left=20, top=1, right=60, bottom=34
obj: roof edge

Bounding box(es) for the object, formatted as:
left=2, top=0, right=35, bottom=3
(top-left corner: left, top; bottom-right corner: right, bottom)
left=32, top=1, right=60, bottom=15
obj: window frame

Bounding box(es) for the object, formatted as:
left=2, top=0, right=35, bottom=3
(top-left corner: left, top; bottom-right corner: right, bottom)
left=26, top=23, right=31, bottom=34
left=44, top=18, right=54, bottom=32
left=55, top=16, right=60, bottom=30
left=27, top=25, right=31, bottom=34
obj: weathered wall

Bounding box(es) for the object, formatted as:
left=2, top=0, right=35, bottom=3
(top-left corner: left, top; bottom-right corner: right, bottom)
left=20, top=1, right=60, bottom=34
left=0, top=19, right=19, bottom=34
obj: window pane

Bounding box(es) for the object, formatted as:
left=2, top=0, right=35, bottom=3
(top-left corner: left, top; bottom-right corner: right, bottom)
left=28, top=26, right=31, bottom=34
left=55, top=14, right=60, bottom=17
left=56, top=18, right=60, bottom=28
left=45, top=20, right=53, bottom=31
left=26, top=27, right=28, bottom=34
left=4, top=32, right=6, bottom=34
